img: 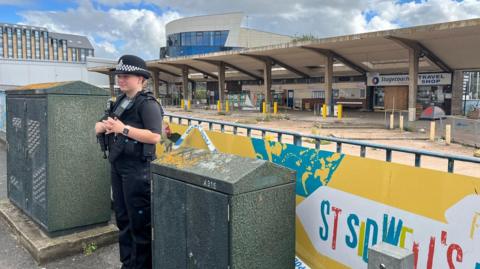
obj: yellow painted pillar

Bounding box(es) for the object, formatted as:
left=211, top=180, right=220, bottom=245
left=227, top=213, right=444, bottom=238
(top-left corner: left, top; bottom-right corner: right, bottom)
left=337, top=104, right=342, bottom=119
left=399, top=115, right=404, bottom=131
left=181, top=99, right=185, bottom=109
left=445, top=124, right=451, bottom=145
left=322, top=104, right=327, bottom=119
left=262, top=102, right=266, bottom=115
left=217, top=100, right=222, bottom=112
left=225, top=101, right=229, bottom=113
left=429, top=121, right=436, bottom=141
left=273, top=102, right=278, bottom=115
left=187, top=100, right=191, bottom=110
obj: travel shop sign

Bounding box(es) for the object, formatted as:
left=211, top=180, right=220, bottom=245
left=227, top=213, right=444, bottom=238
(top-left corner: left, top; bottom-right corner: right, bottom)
left=367, top=73, right=452, bottom=86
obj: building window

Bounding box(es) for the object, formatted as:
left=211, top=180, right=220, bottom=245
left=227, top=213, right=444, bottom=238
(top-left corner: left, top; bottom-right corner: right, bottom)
left=62, top=40, right=67, bottom=61
left=174, top=34, right=180, bottom=46
left=167, top=30, right=229, bottom=48
left=213, top=31, right=222, bottom=46
left=214, top=31, right=221, bottom=46
left=0, top=27, right=3, bottom=58
left=165, top=30, right=231, bottom=57
left=467, top=72, right=480, bottom=99
left=34, top=30, right=40, bottom=59
left=16, top=28, right=23, bottom=58
left=52, top=39, right=58, bottom=60
left=312, top=91, right=325, bottom=99
left=72, top=47, right=77, bottom=62
left=86, top=48, right=93, bottom=57
left=190, top=32, right=197, bottom=46
left=182, top=32, right=190, bottom=46
left=179, top=32, right=185, bottom=46
left=25, top=29, right=31, bottom=59
left=43, top=31, right=49, bottom=59
left=7, top=28, right=13, bottom=58
left=80, top=48, right=86, bottom=62
left=333, top=89, right=339, bottom=98
left=202, top=31, right=211, bottom=45
left=195, top=32, right=203, bottom=45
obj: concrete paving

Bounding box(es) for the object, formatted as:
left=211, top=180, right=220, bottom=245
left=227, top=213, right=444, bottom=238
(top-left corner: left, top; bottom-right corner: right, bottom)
left=167, top=105, right=480, bottom=143
left=0, top=143, right=122, bottom=269
left=168, top=105, right=425, bottom=129
left=0, top=200, right=118, bottom=265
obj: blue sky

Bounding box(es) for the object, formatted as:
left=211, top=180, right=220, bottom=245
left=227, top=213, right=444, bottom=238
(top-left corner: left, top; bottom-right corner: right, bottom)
left=1, top=0, right=479, bottom=59
left=0, top=1, right=75, bottom=23
left=0, top=0, right=170, bottom=24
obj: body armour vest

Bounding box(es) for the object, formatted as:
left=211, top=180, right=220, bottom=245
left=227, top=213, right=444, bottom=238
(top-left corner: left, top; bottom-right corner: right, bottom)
left=107, top=90, right=160, bottom=162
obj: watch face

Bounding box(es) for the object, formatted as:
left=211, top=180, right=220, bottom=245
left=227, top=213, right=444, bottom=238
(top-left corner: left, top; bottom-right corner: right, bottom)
left=123, top=127, right=129, bottom=135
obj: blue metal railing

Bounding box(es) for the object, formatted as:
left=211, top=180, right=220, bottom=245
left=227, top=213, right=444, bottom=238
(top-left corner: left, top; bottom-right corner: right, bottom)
left=165, top=113, right=480, bottom=173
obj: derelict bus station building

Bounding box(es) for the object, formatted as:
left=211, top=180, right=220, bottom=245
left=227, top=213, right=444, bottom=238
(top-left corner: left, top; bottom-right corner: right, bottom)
left=90, top=14, right=480, bottom=121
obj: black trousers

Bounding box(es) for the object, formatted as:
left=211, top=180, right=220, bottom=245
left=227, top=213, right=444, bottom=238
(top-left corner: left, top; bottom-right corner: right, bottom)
left=111, top=156, right=152, bottom=269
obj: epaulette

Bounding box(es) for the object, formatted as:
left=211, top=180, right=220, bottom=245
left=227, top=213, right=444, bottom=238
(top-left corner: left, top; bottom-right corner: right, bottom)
left=138, top=91, right=161, bottom=105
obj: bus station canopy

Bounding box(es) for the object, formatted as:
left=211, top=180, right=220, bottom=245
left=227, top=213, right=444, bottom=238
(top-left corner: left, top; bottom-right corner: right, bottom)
left=89, top=18, right=480, bottom=83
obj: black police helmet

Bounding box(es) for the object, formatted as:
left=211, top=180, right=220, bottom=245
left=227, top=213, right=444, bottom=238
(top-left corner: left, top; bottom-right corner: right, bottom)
left=113, top=54, right=151, bottom=79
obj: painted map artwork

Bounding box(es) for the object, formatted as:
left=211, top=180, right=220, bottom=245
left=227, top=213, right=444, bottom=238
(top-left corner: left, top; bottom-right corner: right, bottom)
left=251, top=138, right=344, bottom=197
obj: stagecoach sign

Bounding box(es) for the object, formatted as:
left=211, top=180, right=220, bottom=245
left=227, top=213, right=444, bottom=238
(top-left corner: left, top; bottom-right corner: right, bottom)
left=367, top=73, right=452, bottom=86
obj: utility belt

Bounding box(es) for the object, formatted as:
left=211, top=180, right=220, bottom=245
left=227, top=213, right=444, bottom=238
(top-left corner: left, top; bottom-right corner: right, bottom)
left=107, top=133, right=156, bottom=163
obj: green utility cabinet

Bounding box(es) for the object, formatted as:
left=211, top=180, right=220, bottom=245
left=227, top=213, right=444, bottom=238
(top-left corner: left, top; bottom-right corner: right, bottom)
left=151, top=148, right=296, bottom=269
left=6, top=81, right=111, bottom=234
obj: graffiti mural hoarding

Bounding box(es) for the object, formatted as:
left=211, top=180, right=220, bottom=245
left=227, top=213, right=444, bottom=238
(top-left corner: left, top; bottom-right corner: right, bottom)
left=158, top=123, right=480, bottom=269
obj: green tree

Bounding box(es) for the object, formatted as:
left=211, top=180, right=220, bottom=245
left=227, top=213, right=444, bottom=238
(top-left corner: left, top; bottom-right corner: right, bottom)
left=292, top=34, right=317, bottom=42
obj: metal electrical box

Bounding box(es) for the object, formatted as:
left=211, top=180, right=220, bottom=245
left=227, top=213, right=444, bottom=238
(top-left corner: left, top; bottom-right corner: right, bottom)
left=6, top=81, right=111, bottom=234
left=151, top=148, right=296, bottom=269
left=368, top=243, right=414, bottom=269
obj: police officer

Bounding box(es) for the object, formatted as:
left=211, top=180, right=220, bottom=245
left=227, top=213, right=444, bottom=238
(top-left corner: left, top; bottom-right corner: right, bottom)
left=95, top=55, right=162, bottom=269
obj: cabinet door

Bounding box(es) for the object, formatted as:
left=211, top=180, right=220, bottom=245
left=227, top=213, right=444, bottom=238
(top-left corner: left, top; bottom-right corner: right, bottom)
left=152, top=174, right=187, bottom=269
left=152, top=174, right=230, bottom=269
left=186, top=184, right=229, bottom=269
left=6, top=97, right=27, bottom=210
left=25, top=98, right=48, bottom=225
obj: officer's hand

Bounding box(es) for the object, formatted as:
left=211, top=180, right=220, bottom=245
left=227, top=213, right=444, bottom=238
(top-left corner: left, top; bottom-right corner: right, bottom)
left=95, top=122, right=107, bottom=134
left=103, top=117, right=126, bottom=135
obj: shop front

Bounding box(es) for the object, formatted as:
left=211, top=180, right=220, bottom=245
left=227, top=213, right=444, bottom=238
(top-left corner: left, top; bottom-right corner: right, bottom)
left=367, top=73, right=452, bottom=114
left=242, top=82, right=367, bottom=111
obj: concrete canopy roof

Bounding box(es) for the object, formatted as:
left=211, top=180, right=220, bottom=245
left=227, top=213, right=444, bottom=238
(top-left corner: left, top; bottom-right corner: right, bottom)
left=89, top=18, right=480, bottom=83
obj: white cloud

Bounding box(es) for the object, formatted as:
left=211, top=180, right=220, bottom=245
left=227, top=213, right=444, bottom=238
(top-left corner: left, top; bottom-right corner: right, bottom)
left=94, top=0, right=142, bottom=6
left=19, top=0, right=181, bottom=60
left=96, top=40, right=119, bottom=54
left=16, top=0, right=480, bottom=59
left=382, top=0, right=480, bottom=26
left=143, top=0, right=480, bottom=38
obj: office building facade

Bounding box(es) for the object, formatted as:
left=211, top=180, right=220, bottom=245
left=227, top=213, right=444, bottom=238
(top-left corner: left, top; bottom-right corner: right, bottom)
left=161, top=13, right=293, bottom=58
left=1, top=23, right=94, bottom=62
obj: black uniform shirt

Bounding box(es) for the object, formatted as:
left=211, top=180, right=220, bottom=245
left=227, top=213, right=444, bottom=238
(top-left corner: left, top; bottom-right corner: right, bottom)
left=138, top=98, right=163, bottom=135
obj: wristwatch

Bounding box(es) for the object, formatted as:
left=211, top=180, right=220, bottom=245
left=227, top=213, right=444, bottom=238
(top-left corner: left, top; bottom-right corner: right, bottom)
left=122, top=125, right=130, bottom=136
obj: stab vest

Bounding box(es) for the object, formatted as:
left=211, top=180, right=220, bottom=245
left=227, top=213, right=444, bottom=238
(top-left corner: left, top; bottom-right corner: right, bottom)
left=108, top=90, right=162, bottom=162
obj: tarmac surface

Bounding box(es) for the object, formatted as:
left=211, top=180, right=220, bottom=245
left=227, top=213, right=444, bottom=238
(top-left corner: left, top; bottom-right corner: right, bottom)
left=0, top=142, right=121, bottom=269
